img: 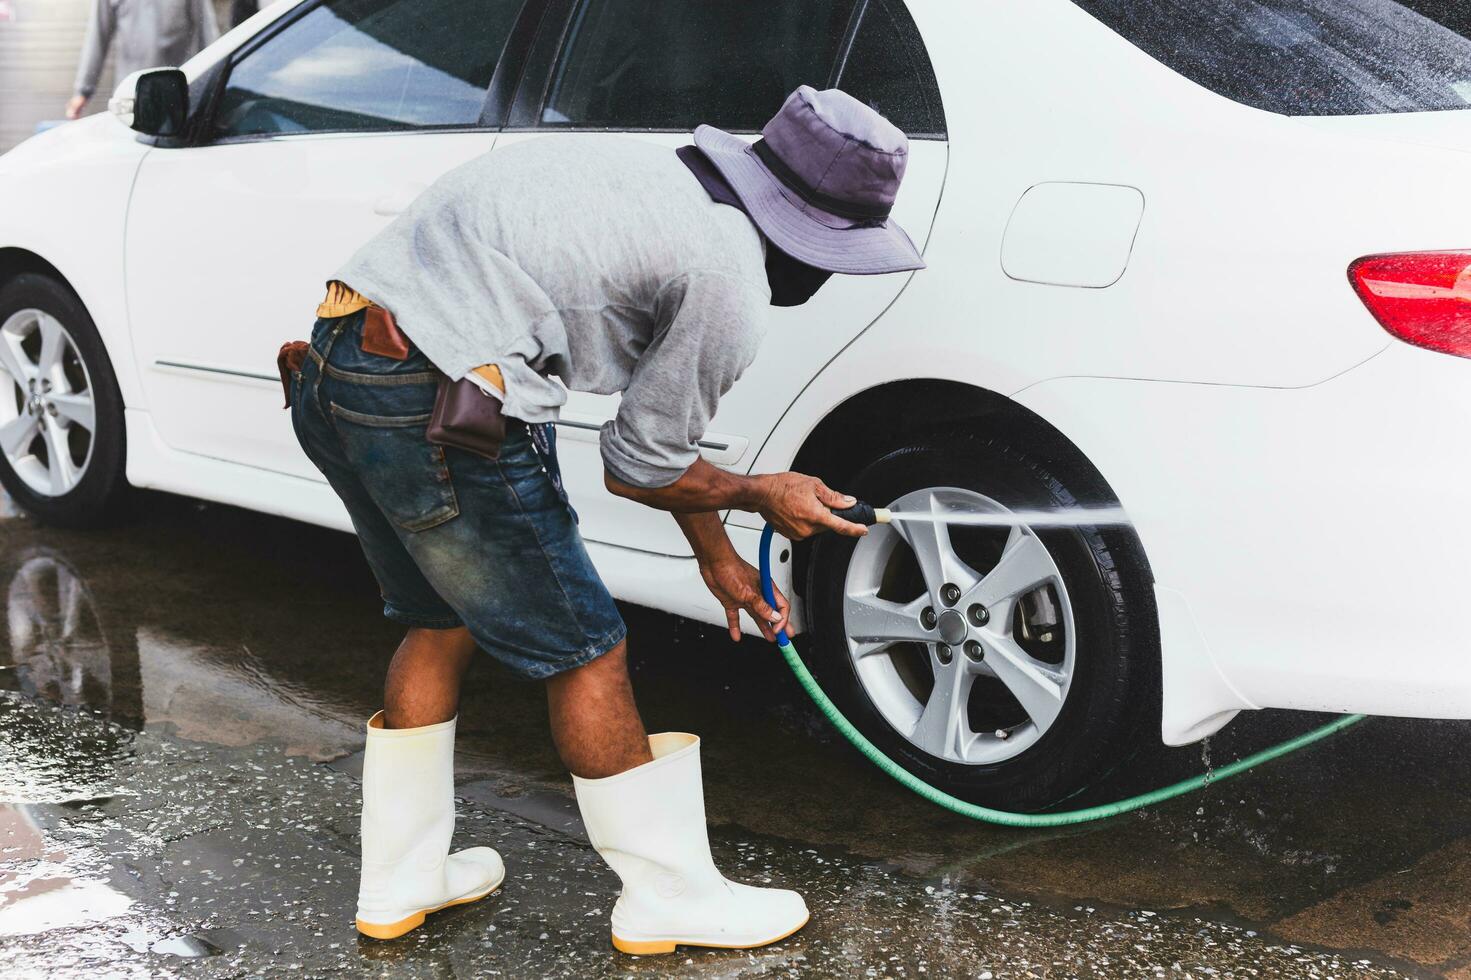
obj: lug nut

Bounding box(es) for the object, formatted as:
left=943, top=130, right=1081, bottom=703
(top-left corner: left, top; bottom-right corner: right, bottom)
left=935, top=644, right=953, bottom=665
left=940, top=583, right=961, bottom=606
left=967, top=604, right=989, bottom=627
left=920, top=606, right=937, bottom=630
left=964, top=640, right=985, bottom=662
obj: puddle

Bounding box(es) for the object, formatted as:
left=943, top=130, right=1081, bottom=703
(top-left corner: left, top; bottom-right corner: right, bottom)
left=0, top=874, right=134, bottom=936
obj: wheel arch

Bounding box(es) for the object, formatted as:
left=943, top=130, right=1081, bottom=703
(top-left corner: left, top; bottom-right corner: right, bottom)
left=0, top=248, right=74, bottom=294
left=785, top=378, right=1158, bottom=612
left=0, top=245, right=144, bottom=409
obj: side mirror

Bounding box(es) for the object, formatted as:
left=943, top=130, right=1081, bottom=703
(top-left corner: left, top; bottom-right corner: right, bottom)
left=109, top=68, right=188, bottom=137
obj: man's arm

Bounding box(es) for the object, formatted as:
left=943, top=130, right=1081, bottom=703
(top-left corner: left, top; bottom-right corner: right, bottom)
left=673, top=511, right=790, bottom=642
left=606, top=457, right=865, bottom=540
left=68, top=0, right=116, bottom=117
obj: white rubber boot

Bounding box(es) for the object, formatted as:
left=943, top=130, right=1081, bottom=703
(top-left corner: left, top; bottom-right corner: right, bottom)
left=355, top=712, right=505, bottom=939
left=573, top=732, right=809, bottom=955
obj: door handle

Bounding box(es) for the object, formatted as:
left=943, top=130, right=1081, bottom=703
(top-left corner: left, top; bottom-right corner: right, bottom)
left=372, top=182, right=427, bottom=217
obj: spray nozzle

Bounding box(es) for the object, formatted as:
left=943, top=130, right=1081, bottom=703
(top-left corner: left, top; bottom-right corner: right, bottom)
left=829, top=501, right=892, bottom=527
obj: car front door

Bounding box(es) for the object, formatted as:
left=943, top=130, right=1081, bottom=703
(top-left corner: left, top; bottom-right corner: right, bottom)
left=497, top=0, right=949, bottom=557
left=125, top=0, right=530, bottom=478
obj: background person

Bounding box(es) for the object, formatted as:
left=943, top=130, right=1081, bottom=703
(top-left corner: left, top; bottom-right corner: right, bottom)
left=290, top=85, right=924, bottom=953
left=66, top=0, right=218, bottom=119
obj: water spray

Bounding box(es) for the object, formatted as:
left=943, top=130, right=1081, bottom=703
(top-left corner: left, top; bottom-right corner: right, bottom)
left=832, top=502, right=1134, bottom=529
left=759, top=501, right=1365, bottom=827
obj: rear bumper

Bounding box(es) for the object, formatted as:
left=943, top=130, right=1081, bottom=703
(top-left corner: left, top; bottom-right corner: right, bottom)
left=1017, top=342, right=1471, bottom=743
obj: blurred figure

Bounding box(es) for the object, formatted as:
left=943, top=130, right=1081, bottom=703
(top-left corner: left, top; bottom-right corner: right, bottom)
left=66, top=0, right=219, bottom=119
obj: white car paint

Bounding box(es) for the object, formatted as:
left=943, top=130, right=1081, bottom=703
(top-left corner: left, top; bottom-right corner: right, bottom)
left=1, top=0, right=1469, bottom=749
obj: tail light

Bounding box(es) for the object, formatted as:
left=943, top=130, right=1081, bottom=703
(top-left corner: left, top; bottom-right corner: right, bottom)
left=1349, top=251, right=1471, bottom=358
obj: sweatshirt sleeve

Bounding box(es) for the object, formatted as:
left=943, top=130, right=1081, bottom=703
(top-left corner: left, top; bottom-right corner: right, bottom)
left=600, top=271, right=768, bottom=489
left=74, top=0, right=116, bottom=98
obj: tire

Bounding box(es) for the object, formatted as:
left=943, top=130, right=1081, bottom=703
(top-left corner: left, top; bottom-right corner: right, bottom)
left=805, top=428, right=1159, bottom=811
left=0, top=274, right=129, bottom=527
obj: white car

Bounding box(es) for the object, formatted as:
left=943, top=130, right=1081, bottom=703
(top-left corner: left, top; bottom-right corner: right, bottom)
left=2, top=0, right=1469, bottom=809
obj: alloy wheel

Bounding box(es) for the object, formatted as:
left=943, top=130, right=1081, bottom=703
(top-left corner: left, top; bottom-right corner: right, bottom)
left=0, top=308, right=97, bottom=497
left=841, top=487, right=1076, bottom=765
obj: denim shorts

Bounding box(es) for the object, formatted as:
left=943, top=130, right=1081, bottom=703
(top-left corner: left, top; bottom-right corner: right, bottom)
left=290, top=311, right=626, bottom=680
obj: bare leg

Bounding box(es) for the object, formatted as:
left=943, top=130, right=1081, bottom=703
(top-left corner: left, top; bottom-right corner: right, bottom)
left=383, top=626, right=479, bottom=729
left=546, top=641, right=654, bottom=778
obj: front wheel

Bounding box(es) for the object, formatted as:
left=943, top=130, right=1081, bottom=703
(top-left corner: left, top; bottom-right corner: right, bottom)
left=805, top=429, right=1158, bottom=811
left=0, top=274, right=128, bottom=527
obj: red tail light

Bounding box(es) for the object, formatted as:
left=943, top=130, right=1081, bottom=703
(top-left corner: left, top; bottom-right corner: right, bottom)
left=1349, top=251, right=1471, bottom=358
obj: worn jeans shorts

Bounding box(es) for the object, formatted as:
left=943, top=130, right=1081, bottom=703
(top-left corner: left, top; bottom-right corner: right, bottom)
left=290, top=311, right=626, bottom=680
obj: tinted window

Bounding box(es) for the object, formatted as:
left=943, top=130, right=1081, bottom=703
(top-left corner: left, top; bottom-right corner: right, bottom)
left=1074, top=0, right=1471, bottom=116
left=214, top=0, right=522, bottom=138
left=837, top=0, right=945, bottom=137
left=541, top=0, right=854, bottom=131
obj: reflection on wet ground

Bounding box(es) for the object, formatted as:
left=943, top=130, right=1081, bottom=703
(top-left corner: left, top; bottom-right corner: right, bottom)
left=1, top=488, right=1467, bottom=977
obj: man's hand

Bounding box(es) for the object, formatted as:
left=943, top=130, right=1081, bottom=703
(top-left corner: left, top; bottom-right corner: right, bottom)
left=755, top=473, right=867, bottom=541
left=65, top=94, right=89, bottom=120
left=698, top=555, right=790, bottom=642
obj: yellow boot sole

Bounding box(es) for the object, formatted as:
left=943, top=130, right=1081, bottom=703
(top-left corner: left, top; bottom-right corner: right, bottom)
left=356, top=883, right=502, bottom=940
left=611, top=915, right=810, bottom=955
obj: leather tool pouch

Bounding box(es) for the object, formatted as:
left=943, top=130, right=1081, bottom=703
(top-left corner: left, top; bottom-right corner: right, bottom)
left=276, top=341, right=309, bottom=408
left=360, top=305, right=411, bottom=361
left=427, top=376, right=508, bottom=460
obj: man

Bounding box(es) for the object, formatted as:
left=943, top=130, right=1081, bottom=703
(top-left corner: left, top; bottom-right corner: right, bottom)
left=67, top=0, right=218, bottom=119
left=288, top=86, right=924, bottom=953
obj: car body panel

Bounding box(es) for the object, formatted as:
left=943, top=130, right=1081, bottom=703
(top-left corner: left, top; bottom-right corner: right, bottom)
left=125, top=131, right=499, bottom=478
left=0, top=117, right=150, bottom=405
left=1017, top=341, right=1471, bottom=737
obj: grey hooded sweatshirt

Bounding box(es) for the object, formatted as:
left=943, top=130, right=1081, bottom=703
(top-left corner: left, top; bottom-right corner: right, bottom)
left=74, top=0, right=219, bottom=99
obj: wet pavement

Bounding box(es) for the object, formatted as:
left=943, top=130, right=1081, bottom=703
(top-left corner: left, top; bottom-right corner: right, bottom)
left=2, top=488, right=1469, bottom=978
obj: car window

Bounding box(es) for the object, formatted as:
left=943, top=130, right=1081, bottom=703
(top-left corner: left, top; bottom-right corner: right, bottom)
left=213, top=0, right=523, bottom=138
left=1073, top=0, right=1471, bottom=116
left=836, top=0, right=946, bottom=137
left=540, top=0, right=855, bottom=131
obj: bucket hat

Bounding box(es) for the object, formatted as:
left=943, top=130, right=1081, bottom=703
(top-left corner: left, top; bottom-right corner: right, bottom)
left=694, top=85, right=925, bottom=276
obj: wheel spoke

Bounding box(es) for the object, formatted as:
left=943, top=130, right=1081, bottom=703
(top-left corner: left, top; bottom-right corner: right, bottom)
left=845, top=591, right=933, bottom=657
left=48, top=392, right=95, bottom=432
left=962, top=530, right=1056, bottom=619
left=36, top=314, right=65, bottom=376
left=42, top=418, right=80, bottom=494
left=893, top=494, right=978, bottom=596
left=0, top=414, right=38, bottom=457
left=0, top=330, right=32, bottom=387
left=984, top=635, right=1066, bottom=732
left=911, top=662, right=972, bottom=760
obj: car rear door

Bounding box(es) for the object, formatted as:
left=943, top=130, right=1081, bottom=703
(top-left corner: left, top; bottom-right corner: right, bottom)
left=124, top=0, right=534, bottom=478
left=497, top=0, right=948, bottom=557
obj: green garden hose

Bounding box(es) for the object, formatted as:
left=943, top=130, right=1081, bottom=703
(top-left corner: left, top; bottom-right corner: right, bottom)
left=758, top=523, right=1366, bottom=827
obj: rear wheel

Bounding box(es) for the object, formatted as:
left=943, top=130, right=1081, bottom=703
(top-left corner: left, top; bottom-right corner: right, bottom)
left=805, top=429, right=1158, bottom=810
left=0, top=275, right=128, bottom=527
